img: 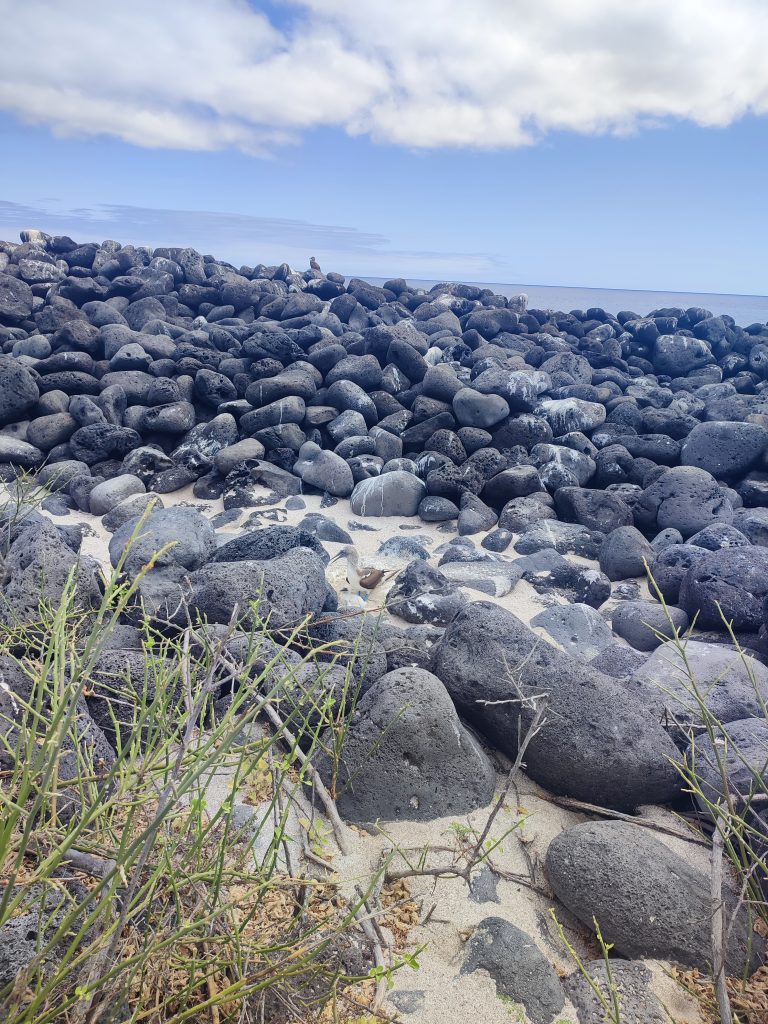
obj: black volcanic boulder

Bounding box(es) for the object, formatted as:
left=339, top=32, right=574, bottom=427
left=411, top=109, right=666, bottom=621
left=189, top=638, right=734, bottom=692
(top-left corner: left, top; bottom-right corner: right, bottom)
left=515, top=521, right=603, bottom=559
left=546, top=821, right=761, bottom=974
left=0, top=438, right=43, bottom=468
left=70, top=423, right=142, bottom=465
left=0, top=273, right=34, bottom=323
left=471, top=366, right=550, bottom=411
left=554, top=486, right=633, bottom=534
left=687, top=523, right=750, bottom=551
left=679, top=546, right=768, bottom=631
left=653, top=334, right=714, bottom=375
left=531, top=603, right=613, bottom=661
left=213, top=525, right=328, bottom=565
left=599, top=525, right=654, bottom=580
left=318, top=667, right=495, bottom=822
left=222, top=460, right=302, bottom=510
left=517, top=548, right=611, bottom=607
left=431, top=602, right=680, bottom=809
left=634, top=466, right=733, bottom=538
left=386, top=560, right=466, bottom=625
left=0, top=357, right=39, bottom=426
left=733, top=507, right=768, bottom=547
left=564, top=960, right=668, bottom=1024
left=630, top=639, right=768, bottom=736
left=681, top=421, right=768, bottom=478
left=611, top=600, right=689, bottom=651
left=536, top=397, right=606, bottom=434
left=187, top=548, right=327, bottom=629
left=0, top=517, right=102, bottom=627
left=647, top=543, right=708, bottom=603
left=686, top=718, right=768, bottom=812
left=109, top=506, right=216, bottom=578
left=481, top=466, right=543, bottom=506
left=498, top=495, right=556, bottom=532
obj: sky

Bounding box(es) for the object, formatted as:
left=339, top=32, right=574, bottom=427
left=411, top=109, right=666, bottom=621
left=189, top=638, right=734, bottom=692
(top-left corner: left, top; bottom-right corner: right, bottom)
left=0, top=0, right=767, bottom=295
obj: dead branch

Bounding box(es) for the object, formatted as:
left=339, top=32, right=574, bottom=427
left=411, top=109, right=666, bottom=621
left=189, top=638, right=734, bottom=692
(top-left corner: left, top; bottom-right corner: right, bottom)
left=711, top=824, right=733, bottom=1024
left=538, top=794, right=711, bottom=847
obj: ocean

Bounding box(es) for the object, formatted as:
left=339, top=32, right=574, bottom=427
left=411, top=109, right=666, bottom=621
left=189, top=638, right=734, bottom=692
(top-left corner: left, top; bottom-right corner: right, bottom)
left=368, top=278, right=768, bottom=329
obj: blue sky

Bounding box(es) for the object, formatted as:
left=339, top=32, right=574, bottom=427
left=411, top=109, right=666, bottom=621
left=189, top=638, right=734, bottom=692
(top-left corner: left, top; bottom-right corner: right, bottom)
left=0, top=0, right=767, bottom=294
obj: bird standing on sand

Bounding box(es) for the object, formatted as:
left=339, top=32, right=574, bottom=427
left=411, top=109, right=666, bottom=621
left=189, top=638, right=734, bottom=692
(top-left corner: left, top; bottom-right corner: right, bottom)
left=330, top=545, right=395, bottom=600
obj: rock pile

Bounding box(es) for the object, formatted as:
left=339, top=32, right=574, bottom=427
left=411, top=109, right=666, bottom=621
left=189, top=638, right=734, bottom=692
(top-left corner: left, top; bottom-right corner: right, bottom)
left=2, top=230, right=768, bottom=644
left=2, top=230, right=768, bottom=997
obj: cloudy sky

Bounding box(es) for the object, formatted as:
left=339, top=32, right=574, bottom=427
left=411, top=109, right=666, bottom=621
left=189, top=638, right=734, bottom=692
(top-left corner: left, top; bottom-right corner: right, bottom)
left=0, top=0, right=767, bottom=293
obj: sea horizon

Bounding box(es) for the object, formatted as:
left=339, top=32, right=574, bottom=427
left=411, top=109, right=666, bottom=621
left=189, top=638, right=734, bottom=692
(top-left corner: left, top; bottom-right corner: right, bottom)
left=367, top=276, right=768, bottom=328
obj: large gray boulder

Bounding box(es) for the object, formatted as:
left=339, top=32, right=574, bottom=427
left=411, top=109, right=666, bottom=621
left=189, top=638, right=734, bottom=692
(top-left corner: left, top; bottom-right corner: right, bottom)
left=531, top=603, right=614, bottom=661
left=294, top=440, right=355, bottom=497
left=452, top=388, right=510, bottom=428
left=0, top=357, right=39, bottom=426
left=681, top=421, right=768, bottom=478
left=108, top=506, right=216, bottom=578
left=0, top=877, right=92, bottom=990
left=432, top=602, right=680, bottom=810
left=186, top=547, right=327, bottom=629
left=629, top=639, right=768, bottom=740
left=89, top=474, right=146, bottom=516
left=599, top=525, right=654, bottom=581
left=84, top=648, right=167, bottom=749
left=0, top=654, right=114, bottom=804
left=554, top=486, right=633, bottom=534
left=634, top=466, right=733, bottom=538
left=213, top=525, right=328, bottom=565
left=536, top=398, right=606, bottom=434
left=686, top=718, right=768, bottom=812
left=460, top=917, right=565, bottom=1024
left=350, top=471, right=426, bottom=517
left=611, top=600, right=689, bottom=651
left=679, top=546, right=768, bottom=631
left=0, top=518, right=102, bottom=627
left=546, top=820, right=761, bottom=974
left=319, top=667, right=495, bottom=822
left=732, top=507, right=768, bottom=547
left=653, top=334, right=714, bottom=375
left=0, top=436, right=44, bottom=467
left=385, top=560, right=466, bottom=625
left=515, top=520, right=603, bottom=559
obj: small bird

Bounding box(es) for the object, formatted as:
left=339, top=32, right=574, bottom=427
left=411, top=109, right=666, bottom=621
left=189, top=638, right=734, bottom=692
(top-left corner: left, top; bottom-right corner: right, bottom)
left=329, top=545, right=395, bottom=599
left=309, top=255, right=321, bottom=273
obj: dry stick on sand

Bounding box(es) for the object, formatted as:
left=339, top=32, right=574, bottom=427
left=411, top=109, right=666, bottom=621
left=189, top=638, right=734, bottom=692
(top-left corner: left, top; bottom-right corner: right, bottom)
left=711, top=822, right=733, bottom=1024
left=353, top=885, right=390, bottom=1013
left=539, top=794, right=711, bottom=848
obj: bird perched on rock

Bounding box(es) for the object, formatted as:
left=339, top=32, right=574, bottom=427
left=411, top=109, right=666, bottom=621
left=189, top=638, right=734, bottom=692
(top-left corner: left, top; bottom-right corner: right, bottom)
left=309, top=256, right=321, bottom=273
left=329, top=545, right=397, bottom=600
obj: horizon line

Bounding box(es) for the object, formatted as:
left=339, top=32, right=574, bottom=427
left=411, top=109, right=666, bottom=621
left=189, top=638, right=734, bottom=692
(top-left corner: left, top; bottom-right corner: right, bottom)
left=363, top=274, right=768, bottom=302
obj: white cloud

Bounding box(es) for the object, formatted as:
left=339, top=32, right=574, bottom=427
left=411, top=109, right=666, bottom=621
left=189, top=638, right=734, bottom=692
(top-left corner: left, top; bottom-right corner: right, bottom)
left=0, top=0, right=766, bottom=152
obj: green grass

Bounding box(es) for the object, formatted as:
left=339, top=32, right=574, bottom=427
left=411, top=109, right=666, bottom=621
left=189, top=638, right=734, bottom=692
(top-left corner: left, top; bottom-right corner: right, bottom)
left=0, top=495, right=396, bottom=1024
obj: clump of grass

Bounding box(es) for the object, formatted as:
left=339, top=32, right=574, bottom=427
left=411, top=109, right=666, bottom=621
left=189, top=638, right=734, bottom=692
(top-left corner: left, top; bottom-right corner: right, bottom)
left=0, top=495, right=401, bottom=1024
